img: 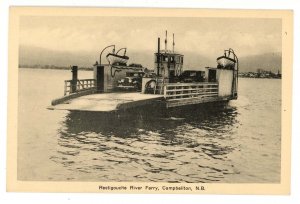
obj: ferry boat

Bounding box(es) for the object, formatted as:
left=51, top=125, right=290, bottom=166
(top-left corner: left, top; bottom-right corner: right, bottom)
left=49, top=31, right=238, bottom=112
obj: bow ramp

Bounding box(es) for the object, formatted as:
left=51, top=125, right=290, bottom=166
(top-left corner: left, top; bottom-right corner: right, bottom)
left=48, top=92, right=164, bottom=112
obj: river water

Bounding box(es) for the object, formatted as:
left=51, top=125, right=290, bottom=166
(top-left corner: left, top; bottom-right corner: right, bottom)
left=18, top=68, right=281, bottom=183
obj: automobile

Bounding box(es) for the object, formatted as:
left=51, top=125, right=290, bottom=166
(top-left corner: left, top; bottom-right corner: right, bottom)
left=178, top=70, right=205, bottom=83
left=117, top=71, right=145, bottom=91
left=144, top=72, right=157, bottom=78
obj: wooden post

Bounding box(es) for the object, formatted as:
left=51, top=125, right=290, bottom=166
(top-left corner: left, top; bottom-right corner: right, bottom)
left=71, top=66, right=78, bottom=93
left=96, top=65, right=104, bottom=92
left=64, top=81, right=67, bottom=96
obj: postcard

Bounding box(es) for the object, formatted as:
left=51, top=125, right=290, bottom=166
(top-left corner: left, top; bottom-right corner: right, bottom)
left=7, top=7, right=293, bottom=194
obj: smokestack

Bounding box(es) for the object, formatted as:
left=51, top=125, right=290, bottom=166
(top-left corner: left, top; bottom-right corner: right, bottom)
left=173, top=33, right=175, bottom=53
left=165, top=30, right=168, bottom=52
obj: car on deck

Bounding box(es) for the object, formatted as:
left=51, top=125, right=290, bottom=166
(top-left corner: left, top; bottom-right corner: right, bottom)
left=117, top=71, right=145, bottom=91
left=178, top=70, right=205, bottom=83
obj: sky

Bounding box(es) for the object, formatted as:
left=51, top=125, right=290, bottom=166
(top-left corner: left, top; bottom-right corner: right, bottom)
left=19, top=16, right=282, bottom=58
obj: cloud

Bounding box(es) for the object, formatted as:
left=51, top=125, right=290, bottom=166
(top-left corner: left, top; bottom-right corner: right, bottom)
left=19, top=16, right=281, bottom=58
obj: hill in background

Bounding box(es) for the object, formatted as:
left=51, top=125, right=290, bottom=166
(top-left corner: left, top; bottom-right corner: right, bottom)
left=19, top=45, right=281, bottom=73
left=239, top=52, right=282, bottom=73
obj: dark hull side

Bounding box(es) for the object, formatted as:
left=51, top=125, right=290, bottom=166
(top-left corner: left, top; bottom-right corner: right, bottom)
left=66, top=99, right=230, bottom=119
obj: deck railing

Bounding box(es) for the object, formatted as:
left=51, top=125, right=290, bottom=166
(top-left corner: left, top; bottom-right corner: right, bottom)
left=64, top=79, right=96, bottom=96
left=163, top=82, right=219, bottom=101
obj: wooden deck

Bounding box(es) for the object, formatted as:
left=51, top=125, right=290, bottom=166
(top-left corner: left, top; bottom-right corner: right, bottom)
left=48, top=92, right=164, bottom=112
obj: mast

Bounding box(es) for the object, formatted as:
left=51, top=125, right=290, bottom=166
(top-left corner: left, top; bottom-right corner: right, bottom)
left=172, top=33, right=175, bottom=53
left=157, top=37, right=160, bottom=75
left=165, top=30, right=168, bottom=52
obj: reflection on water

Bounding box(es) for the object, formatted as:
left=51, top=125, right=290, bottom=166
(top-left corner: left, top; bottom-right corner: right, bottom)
left=53, top=104, right=240, bottom=182
left=18, top=69, right=281, bottom=182
left=63, top=103, right=237, bottom=136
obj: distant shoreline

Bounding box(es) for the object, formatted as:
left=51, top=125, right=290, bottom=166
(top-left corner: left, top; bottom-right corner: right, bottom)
left=239, top=71, right=281, bottom=79
left=19, top=67, right=282, bottom=79
left=19, top=66, right=93, bottom=71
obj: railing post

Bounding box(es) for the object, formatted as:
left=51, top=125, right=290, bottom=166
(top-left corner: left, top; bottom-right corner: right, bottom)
left=164, top=85, right=167, bottom=98
left=64, top=81, right=67, bottom=96
left=71, top=66, right=78, bottom=94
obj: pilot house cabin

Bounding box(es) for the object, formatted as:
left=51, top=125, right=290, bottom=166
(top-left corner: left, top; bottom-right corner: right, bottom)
left=141, top=31, right=238, bottom=107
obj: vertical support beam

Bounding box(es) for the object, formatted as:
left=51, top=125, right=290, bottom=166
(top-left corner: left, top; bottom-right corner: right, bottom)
left=71, top=66, right=78, bottom=93
left=96, top=65, right=104, bottom=92
left=172, top=33, right=175, bottom=53
left=163, top=85, right=167, bottom=98
left=64, top=81, right=67, bottom=96
left=165, top=30, right=168, bottom=51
